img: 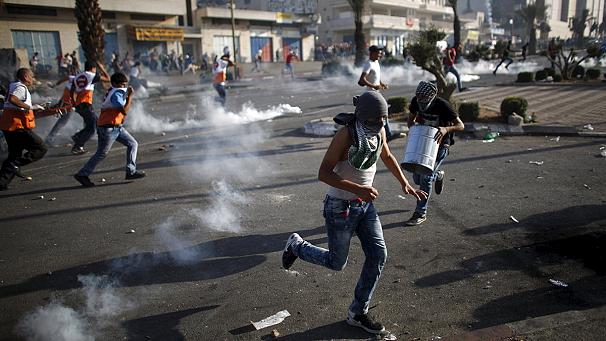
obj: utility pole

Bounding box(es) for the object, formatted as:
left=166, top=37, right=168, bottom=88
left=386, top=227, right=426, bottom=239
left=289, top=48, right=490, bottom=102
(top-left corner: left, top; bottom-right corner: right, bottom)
left=230, top=0, right=238, bottom=79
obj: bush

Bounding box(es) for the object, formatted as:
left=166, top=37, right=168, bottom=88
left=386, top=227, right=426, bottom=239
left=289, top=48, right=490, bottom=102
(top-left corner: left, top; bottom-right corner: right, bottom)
left=535, top=70, right=548, bottom=81
left=572, top=65, right=585, bottom=78
left=516, top=72, right=534, bottom=83
left=458, top=101, right=480, bottom=122
left=500, top=96, right=528, bottom=119
left=387, top=97, right=408, bottom=114
left=553, top=74, right=563, bottom=82
left=381, top=56, right=405, bottom=67
left=543, top=68, right=556, bottom=77
left=586, top=68, right=601, bottom=80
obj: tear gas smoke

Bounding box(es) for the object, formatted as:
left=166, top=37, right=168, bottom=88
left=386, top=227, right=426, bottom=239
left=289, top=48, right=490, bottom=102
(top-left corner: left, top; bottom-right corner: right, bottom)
left=189, top=180, right=249, bottom=233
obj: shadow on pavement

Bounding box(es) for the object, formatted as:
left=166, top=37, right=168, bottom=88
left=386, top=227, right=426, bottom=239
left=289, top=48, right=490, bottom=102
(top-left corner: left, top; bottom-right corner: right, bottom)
left=416, top=204, right=606, bottom=329
left=0, top=225, right=326, bottom=299
left=123, top=305, right=219, bottom=341
left=270, top=320, right=370, bottom=340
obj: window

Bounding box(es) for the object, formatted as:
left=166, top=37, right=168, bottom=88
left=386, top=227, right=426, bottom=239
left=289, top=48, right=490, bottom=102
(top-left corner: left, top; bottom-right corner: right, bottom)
left=6, top=5, right=57, bottom=16
left=102, top=11, right=116, bottom=19
left=12, top=30, right=61, bottom=73
left=130, top=14, right=165, bottom=21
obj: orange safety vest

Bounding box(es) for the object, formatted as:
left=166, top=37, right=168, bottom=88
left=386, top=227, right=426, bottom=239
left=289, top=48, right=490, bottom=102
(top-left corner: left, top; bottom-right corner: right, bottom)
left=97, top=87, right=127, bottom=126
left=61, top=88, right=73, bottom=105
left=0, top=108, right=35, bottom=131
left=73, top=71, right=97, bottom=105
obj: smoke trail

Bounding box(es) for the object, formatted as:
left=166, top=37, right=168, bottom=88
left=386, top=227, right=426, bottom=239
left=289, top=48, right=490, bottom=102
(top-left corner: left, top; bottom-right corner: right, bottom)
left=17, top=275, right=133, bottom=341
left=189, top=180, right=249, bottom=233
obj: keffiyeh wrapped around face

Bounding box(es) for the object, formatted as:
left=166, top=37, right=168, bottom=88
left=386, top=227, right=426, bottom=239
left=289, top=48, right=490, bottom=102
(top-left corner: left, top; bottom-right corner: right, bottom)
left=416, top=81, right=437, bottom=112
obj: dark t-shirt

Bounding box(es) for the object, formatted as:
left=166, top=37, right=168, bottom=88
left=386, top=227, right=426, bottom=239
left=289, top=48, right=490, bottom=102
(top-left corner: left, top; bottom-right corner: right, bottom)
left=409, top=96, right=459, bottom=146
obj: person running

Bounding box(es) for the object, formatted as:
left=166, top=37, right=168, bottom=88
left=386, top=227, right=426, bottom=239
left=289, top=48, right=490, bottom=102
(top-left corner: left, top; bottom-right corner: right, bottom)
left=282, top=91, right=427, bottom=335
left=74, top=72, right=145, bottom=187
left=0, top=68, right=48, bottom=190
left=45, top=73, right=77, bottom=145
left=493, top=40, right=514, bottom=75
left=70, top=60, right=110, bottom=155
left=404, top=81, right=465, bottom=226
left=443, top=43, right=465, bottom=91
left=212, top=54, right=234, bottom=107
left=284, top=50, right=298, bottom=79
left=519, top=42, right=528, bottom=62
left=358, top=45, right=402, bottom=141
left=251, top=49, right=262, bottom=72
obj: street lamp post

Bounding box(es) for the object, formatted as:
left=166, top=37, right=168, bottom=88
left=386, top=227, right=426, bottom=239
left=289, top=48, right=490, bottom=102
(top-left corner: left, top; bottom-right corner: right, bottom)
left=229, top=0, right=238, bottom=79
left=509, top=18, right=514, bottom=42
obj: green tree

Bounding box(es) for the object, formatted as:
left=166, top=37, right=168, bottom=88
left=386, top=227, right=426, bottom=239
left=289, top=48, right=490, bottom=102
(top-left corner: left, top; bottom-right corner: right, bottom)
left=447, top=0, right=460, bottom=48
left=408, top=27, right=456, bottom=100
left=546, top=43, right=604, bottom=80
left=74, top=0, right=105, bottom=65
left=516, top=1, right=548, bottom=55
left=570, top=9, right=589, bottom=48
left=347, top=0, right=367, bottom=66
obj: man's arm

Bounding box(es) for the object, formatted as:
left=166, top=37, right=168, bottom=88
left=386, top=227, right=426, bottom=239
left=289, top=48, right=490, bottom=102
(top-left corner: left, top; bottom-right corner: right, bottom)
left=123, top=87, right=134, bottom=113
left=435, top=116, right=465, bottom=143
left=379, top=129, right=427, bottom=201
left=9, top=95, right=33, bottom=110
left=97, top=63, right=111, bottom=82
left=318, top=128, right=378, bottom=202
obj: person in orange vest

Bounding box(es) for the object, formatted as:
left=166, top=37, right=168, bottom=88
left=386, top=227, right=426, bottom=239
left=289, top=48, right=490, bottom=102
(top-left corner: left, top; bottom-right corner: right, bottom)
left=45, top=73, right=77, bottom=145
left=0, top=68, right=49, bottom=190
left=70, top=60, right=109, bottom=155
left=73, top=72, right=145, bottom=187
left=212, top=54, right=234, bottom=107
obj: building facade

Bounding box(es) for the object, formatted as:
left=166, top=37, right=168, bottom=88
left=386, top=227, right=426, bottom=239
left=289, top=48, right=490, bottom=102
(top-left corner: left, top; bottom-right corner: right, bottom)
left=318, top=0, right=454, bottom=56
left=0, top=0, right=187, bottom=74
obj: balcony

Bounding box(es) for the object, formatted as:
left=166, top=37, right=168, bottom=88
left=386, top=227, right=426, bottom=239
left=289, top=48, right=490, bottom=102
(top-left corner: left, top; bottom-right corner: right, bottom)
left=371, top=0, right=419, bottom=9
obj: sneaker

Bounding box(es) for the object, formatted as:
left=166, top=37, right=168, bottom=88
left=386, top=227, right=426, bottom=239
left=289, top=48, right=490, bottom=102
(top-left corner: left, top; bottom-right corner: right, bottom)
left=346, top=311, right=385, bottom=334
left=74, top=174, right=95, bottom=187
left=435, top=170, right=445, bottom=195
left=405, top=212, right=426, bottom=226
left=125, top=170, right=146, bottom=180
left=387, top=132, right=407, bottom=142
left=282, top=233, right=302, bottom=269
left=71, top=146, right=87, bottom=155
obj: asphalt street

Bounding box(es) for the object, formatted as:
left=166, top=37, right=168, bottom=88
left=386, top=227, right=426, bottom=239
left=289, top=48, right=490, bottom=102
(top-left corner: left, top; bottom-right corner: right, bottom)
left=0, top=72, right=605, bottom=341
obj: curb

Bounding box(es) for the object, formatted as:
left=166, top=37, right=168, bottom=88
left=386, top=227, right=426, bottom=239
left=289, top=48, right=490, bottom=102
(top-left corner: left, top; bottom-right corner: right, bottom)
left=465, top=123, right=605, bottom=138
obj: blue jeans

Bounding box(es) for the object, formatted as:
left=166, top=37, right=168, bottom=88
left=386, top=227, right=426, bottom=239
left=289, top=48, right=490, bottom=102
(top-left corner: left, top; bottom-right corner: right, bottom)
left=77, top=125, right=138, bottom=176
left=46, top=109, right=73, bottom=143
left=444, top=65, right=462, bottom=91
left=73, top=104, right=98, bottom=148
left=213, top=83, right=226, bottom=106
left=413, top=145, right=449, bottom=215
left=291, top=195, right=387, bottom=315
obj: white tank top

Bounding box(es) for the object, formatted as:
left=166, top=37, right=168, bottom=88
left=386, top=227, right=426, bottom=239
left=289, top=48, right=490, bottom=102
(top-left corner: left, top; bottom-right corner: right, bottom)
left=3, top=81, right=31, bottom=111
left=326, top=160, right=377, bottom=200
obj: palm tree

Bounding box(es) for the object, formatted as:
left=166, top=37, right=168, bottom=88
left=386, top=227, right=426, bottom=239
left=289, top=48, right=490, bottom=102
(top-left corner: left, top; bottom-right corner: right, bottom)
left=570, top=9, right=589, bottom=48
left=515, top=1, right=548, bottom=55
left=74, top=0, right=105, bottom=65
left=347, top=0, right=367, bottom=66
left=447, top=0, right=460, bottom=48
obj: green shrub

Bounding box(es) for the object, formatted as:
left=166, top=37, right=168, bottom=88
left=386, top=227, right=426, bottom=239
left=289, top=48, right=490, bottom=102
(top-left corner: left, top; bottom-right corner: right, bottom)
left=516, top=72, right=534, bottom=83
left=458, top=101, right=480, bottom=122
left=572, top=65, right=585, bottom=78
left=553, top=74, right=563, bottom=82
left=543, top=68, right=556, bottom=77
left=500, top=96, right=528, bottom=119
left=535, top=70, right=548, bottom=81
left=387, top=97, right=408, bottom=114
left=586, top=68, right=601, bottom=80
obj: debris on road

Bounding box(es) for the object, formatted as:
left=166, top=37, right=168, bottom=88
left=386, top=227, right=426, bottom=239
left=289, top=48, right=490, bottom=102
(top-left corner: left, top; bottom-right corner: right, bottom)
left=252, top=310, right=290, bottom=330
left=506, top=160, right=513, bottom=163
left=34, top=195, right=44, bottom=200
left=25, top=176, right=33, bottom=181
left=510, top=216, right=519, bottom=223
left=583, top=184, right=591, bottom=190
left=549, top=136, right=560, bottom=142
left=161, top=132, right=166, bottom=136
left=384, top=333, right=397, bottom=340
left=398, top=195, right=407, bottom=200
left=101, top=178, right=106, bottom=183
left=583, top=124, right=594, bottom=131
left=127, top=229, right=136, bottom=234
left=549, top=279, right=568, bottom=287
left=48, top=197, right=56, bottom=201
left=270, top=329, right=280, bottom=338
left=529, top=161, right=544, bottom=165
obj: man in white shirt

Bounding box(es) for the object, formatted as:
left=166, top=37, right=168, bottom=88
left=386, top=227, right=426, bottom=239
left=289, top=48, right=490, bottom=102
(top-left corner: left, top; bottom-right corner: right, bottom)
left=212, top=54, right=234, bottom=106
left=358, top=45, right=401, bottom=141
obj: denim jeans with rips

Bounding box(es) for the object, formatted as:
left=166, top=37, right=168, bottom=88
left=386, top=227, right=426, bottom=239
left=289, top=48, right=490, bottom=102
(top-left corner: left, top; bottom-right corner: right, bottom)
left=291, top=195, right=387, bottom=315
left=77, top=125, right=138, bottom=176
left=413, top=144, right=449, bottom=215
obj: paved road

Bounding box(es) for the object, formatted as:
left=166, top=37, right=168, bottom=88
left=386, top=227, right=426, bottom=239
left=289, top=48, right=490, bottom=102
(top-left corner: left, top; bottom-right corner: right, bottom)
left=1, top=75, right=605, bottom=340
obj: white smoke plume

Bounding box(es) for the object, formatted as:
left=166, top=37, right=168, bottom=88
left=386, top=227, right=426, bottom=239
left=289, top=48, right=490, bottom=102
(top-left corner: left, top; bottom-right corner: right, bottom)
left=153, top=216, right=212, bottom=264
left=17, top=275, right=133, bottom=341
left=189, top=180, right=249, bottom=233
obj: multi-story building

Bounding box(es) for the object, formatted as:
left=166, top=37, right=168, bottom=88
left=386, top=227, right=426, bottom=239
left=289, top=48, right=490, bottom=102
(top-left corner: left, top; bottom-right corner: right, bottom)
left=317, top=0, right=454, bottom=56
left=195, top=0, right=318, bottom=62
left=0, top=0, right=188, bottom=73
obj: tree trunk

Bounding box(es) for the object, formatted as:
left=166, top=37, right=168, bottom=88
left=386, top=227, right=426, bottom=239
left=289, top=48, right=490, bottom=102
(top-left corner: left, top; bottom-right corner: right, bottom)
left=453, top=10, right=461, bottom=48
left=354, top=19, right=366, bottom=66
left=529, top=23, right=537, bottom=55
left=74, top=0, right=105, bottom=65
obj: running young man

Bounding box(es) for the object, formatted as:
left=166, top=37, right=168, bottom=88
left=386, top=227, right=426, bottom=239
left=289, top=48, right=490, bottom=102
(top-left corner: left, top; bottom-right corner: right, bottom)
left=70, top=61, right=110, bottom=155
left=74, top=72, right=145, bottom=187
left=282, top=91, right=427, bottom=334
left=405, top=81, right=464, bottom=226
left=212, top=54, right=234, bottom=107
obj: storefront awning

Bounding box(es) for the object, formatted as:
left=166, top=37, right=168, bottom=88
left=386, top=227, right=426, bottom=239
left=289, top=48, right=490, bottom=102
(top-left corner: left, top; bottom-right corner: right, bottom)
left=129, top=26, right=184, bottom=41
